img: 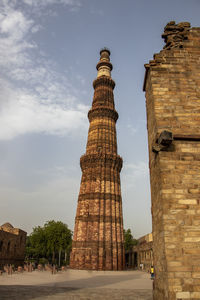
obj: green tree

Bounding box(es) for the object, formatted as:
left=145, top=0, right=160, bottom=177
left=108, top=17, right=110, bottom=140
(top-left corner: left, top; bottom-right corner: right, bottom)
left=26, top=226, right=47, bottom=260
left=25, top=220, right=72, bottom=266
left=44, top=220, right=72, bottom=266
left=124, top=228, right=138, bottom=251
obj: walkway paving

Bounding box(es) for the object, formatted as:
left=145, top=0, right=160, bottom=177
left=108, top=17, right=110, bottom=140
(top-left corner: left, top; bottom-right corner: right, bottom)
left=0, top=269, right=153, bottom=299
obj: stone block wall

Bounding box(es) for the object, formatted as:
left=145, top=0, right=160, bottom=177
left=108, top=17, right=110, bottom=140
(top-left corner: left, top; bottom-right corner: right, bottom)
left=144, top=22, right=200, bottom=299
left=130, top=233, right=153, bottom=272
left=0, top=223, right=27, bottom=267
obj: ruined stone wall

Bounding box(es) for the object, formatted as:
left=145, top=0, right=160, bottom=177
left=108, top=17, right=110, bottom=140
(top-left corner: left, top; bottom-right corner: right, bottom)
left=0, top=223, right=27, bottom=267
left=144, top=22, right=200, bottom=300
left=130, top=233, right=153, bottom=271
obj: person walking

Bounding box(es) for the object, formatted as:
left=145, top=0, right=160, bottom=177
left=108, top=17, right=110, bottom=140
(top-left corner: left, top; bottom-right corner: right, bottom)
left=150, top=265, right=154, bottom=280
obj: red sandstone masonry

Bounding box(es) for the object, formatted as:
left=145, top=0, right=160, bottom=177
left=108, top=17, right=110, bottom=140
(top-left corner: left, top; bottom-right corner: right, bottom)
left=70, top=49, right=125, bottom=270
left=144, top=22, right=200, bottom=300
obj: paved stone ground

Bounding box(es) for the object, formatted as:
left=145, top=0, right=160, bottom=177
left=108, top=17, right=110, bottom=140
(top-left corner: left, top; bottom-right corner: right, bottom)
left=0, top=269, right=153, bottom=300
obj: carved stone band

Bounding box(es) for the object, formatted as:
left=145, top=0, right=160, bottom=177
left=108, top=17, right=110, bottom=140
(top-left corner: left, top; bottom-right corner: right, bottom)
left=75, top=215, right=122, bottom=223
left=93, top=77, right=115, bottom=89
left=88, top=107, right=118, bottom=122
left=72, top=240, right=124, bottom=249
left=80, top=153, right=123, bottom=172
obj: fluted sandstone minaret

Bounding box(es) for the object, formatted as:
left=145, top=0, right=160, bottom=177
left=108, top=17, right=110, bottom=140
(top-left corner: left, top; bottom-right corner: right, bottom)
left=70, top=48, right=125, bottom=270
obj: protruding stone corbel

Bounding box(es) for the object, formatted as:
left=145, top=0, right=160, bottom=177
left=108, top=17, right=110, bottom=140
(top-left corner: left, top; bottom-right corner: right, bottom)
left=152, top=130, right=173, bottom=153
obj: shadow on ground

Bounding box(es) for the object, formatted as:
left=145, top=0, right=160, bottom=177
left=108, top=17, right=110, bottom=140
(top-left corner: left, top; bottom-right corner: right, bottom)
left=0, top=286, right=153, bottom=300
left=53, top=272, right=151, bottom=289
left=0, top=271, right=152, bottom=299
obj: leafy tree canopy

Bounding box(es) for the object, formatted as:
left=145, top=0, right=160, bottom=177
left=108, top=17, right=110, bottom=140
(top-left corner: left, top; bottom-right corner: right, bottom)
left=26, top=220, right=72, bottom=265
left=44, top=220, right=72, bottom=255
left=124, top=228, right=138, bottom=251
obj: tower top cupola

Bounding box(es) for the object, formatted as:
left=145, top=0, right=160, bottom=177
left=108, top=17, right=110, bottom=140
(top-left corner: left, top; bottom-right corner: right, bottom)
left=96, top=47, right=113, bottom=78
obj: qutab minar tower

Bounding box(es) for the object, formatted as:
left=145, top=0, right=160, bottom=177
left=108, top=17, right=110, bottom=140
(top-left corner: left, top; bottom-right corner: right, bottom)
left=70, top=48, right=125, bottom=270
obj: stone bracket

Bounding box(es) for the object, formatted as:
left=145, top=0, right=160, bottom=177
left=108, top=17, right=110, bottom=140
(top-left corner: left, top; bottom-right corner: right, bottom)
left=152, top=132, right=200, bottom=153
left=152, top=130, right=173, bottom=153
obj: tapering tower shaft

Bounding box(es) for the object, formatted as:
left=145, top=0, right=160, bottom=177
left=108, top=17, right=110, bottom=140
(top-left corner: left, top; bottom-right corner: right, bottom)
left=70, top=49, right=125, bottom=270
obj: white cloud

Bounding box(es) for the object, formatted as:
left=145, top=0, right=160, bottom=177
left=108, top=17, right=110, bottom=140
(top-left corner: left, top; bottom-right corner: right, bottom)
left=31, top=24, right=42, bottom=33
left=0, top=4, right=34, bottom=69
left=0, top=79, right=88, bottom=140
left=121, top=161, right=149, bottom=190
left=23, top=0, right=81, bottom=7
left=124, top=161, right=148, bottom=177
left=22, top=0, right=82, bottom=14
left=0, top=10, right=31, bottom=36
left=0, top=0, right=88, bottom=140
left=127, top=124, right=137, bottom=135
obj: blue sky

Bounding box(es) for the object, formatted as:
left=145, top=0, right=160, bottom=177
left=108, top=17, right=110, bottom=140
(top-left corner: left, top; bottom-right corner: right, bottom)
left=0, top=0, right=199, bottom=238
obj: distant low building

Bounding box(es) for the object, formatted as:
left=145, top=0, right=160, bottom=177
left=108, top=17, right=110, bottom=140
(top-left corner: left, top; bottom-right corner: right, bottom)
left=126, top=233, right=153, bottom=272
left=0, top=223, right=27, bottom=267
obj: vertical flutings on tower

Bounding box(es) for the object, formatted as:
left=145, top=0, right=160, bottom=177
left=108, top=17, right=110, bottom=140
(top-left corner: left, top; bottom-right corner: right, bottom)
left=70, top=48, right=125, bottom=270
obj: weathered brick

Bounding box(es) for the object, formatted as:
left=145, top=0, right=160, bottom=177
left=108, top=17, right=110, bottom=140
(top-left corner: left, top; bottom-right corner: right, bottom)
left=176, top=291, right=191, bottom=299
left=191, top=292, right=200, bottom=298
left=70, top=49, right=124, bottom=270
left=0, top=223, right=26, bottom=268
left=144, top=21, right=200, bottom=300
